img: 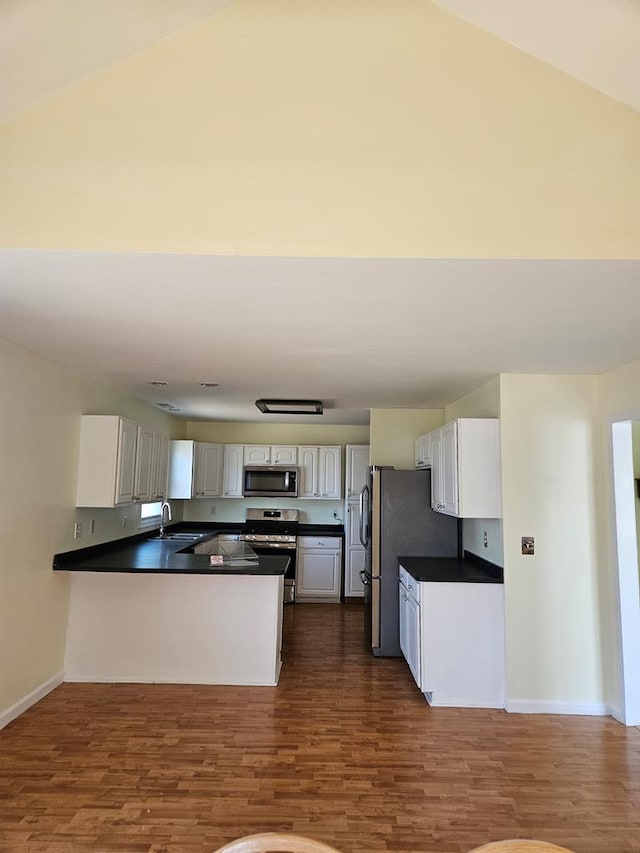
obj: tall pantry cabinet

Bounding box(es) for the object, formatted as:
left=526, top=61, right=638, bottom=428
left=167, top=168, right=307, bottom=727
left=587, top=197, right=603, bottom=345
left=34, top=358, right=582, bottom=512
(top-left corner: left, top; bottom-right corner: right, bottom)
left=343, top=444, right=369, bottom=598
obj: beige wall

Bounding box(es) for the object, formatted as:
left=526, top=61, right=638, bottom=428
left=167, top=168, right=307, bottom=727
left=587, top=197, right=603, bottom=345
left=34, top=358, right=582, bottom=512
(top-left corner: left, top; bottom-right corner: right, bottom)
left=1, top=0, right=638, bottom=258
left=500, top=374, right=606, bottom=709
left=369, top=409, right=443, bottom=469
left=0, top=335, right=178, bottom=717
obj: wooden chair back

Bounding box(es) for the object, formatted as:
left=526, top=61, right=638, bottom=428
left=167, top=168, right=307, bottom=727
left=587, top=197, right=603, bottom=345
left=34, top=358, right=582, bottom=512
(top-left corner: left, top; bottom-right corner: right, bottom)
left=469, top=842, right=574, bottom=852
left=212, top=832, right=343, bottom=853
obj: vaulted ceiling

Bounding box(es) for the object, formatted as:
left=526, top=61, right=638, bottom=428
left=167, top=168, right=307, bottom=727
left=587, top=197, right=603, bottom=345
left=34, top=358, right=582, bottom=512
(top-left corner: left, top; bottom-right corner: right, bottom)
left=1, top=1, right=638, bottom=424
left=1, top=0, right=638, bottom=121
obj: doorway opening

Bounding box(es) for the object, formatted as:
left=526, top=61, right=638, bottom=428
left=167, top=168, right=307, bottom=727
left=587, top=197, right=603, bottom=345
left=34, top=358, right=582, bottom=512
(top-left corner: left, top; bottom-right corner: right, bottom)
left=610, top=419, right=640, bottom=725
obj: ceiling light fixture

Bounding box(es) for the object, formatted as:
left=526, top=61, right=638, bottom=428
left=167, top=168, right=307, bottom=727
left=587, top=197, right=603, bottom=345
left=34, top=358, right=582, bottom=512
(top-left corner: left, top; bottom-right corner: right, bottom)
left=255, top=399, right=323, bottom=415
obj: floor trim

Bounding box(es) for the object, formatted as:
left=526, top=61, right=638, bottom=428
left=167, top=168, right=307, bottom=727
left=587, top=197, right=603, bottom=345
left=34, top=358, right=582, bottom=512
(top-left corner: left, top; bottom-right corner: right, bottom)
left=506, top=698, right=611, bottom=716
left=0, top=672, right=64, bottom=731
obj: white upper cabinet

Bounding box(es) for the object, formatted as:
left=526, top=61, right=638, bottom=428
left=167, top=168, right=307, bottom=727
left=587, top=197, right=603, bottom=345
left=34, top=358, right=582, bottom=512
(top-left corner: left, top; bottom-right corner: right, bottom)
left=194, top=443, right=223, bottom=497
left=243, top=445, right=298, bottom=466
left=222, top=444, right=244, bottom=498
left=319, top=446, right=341, bottom=498
left=345, top=444, right=369, bottom=499
left=76, top=415, right=162, bottom=507
left=150, top=430, right=170, bottom=500
left=298, top=446, right=319, bottom=497
left=430, top=418, right=501, bottom=518
left=298, top=446, right=341, bottom=499
left=168, top=440, right=223, bottom=499
left=414, top=432, right=433, bottom=469
left=133, top=423, right=155, bottom=503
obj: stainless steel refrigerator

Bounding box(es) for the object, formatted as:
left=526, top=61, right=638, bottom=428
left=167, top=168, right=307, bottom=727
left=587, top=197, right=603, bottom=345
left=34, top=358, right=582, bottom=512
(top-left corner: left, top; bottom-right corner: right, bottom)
left=359, top=466, right=459, bottom=657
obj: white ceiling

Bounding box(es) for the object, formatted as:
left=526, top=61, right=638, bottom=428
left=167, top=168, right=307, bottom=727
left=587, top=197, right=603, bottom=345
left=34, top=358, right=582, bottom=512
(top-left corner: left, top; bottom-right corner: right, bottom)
left=1, top=250, right=639, bottom=424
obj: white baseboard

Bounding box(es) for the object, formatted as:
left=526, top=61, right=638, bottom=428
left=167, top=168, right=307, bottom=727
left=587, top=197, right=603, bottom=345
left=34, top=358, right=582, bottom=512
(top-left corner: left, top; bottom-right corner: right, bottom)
left=506, top=698, right=610, bottom=716
left=63, top=674, right=279, bottom=686
left=0, top=672, right=64, bottom=731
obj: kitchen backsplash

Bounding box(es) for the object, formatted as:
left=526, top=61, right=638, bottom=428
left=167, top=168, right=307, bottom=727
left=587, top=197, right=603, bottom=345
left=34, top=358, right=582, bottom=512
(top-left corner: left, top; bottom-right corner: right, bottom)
left=463, top=517, right=504, bottom=566
left=183, top=497, right=344, bottom=526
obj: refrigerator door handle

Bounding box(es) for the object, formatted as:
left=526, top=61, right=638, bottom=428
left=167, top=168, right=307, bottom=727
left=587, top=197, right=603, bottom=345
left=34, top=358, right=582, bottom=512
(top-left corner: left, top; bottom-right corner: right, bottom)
left=359, top=484, right=370, bottom=548
left=360, top=569, right=379, bottom=586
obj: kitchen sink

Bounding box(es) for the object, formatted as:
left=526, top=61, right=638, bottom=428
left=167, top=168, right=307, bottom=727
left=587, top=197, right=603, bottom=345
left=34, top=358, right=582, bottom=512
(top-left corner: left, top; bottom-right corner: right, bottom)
left=149, top=532, right=205, bottom=541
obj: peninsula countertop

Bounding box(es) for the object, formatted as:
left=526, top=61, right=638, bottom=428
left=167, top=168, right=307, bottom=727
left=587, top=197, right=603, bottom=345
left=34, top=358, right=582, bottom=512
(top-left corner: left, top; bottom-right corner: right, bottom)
left=53, top=529, right=288, bottom=576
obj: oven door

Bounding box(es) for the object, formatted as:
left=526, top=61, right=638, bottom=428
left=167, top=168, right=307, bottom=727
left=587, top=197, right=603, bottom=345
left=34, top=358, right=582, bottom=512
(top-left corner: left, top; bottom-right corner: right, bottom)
left=245, top=543, right=297, bottom=603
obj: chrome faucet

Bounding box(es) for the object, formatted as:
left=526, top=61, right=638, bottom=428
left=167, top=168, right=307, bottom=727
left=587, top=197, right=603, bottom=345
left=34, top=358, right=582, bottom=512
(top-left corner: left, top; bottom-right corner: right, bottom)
left=159, top=500, right=172, bottom=538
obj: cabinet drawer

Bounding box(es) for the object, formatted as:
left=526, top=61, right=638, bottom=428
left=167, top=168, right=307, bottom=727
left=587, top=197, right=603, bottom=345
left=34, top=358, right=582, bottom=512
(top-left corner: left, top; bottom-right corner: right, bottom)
left=298, top=536, right=342, bottom=550
left=399, top=565, right=419, bottom=600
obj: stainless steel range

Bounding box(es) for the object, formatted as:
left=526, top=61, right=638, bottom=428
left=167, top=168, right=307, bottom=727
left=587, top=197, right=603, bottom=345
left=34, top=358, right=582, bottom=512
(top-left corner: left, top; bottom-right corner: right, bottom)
left=240, top=509, right=298, bottom=603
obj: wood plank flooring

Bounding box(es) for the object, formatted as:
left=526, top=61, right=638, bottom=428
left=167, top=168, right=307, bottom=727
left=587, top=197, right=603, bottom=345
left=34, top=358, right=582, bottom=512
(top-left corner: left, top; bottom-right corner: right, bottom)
left=1, top=604, right=640, bottom=853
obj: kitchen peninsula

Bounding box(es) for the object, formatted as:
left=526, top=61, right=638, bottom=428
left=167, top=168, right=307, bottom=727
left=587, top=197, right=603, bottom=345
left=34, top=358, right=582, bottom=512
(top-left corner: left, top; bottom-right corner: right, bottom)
left=54, top=532, right=288, bottom=686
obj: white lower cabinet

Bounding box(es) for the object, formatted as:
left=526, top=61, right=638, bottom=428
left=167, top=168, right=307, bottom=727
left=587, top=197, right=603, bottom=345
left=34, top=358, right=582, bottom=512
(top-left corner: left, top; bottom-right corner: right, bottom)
left=344, top=500, right=365, bottom=597
left=399, top=564, right=505, bottom=708
left=399, top=573, right=421, bottom=688
left=297, top=536, right=342, bottom=602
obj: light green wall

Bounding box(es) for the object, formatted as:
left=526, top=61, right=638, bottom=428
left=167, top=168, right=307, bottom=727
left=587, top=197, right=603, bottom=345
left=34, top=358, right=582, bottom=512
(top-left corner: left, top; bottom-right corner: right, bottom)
left=186, top=421, right=369, bottom=445
left=444, top=375, right=501, bottom=420
left=369, top=409, right=443, bottom=469
left=0, top=334, right=179, bottom=717
left=444, top=376, right=503, bottom=566
left=500, top=374, right=605, bottom=708
left=181, top=421, right=368, bottom=524
left=184, top=497, right=344, bottom=526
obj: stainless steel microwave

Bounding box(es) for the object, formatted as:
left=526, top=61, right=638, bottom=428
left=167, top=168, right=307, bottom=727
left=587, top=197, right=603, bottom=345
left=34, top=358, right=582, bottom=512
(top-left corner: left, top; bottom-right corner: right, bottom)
left=242, top=466, right=299, bottom=498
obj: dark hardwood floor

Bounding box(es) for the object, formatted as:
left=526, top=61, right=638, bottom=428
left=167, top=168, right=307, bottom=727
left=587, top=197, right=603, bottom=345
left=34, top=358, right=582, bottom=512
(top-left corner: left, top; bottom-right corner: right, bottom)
left=1, top=603, right=639, bottom=853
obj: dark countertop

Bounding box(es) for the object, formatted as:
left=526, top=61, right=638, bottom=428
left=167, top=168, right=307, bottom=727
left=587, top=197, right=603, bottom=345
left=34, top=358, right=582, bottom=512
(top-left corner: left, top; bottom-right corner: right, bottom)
left=298, top=524, right=344, bottom=536
left=53, top=520, right=342, bottom=576
left=398, top=552, right=503, bottom=584
left=54, top=533, right=288, bottom=576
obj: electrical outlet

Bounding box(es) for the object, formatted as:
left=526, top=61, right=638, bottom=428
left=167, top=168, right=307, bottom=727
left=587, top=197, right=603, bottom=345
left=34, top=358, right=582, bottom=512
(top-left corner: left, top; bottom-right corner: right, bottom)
left=483, top=530, right=488, bottom=548
left=89, top=519, right=95, bottom=535
left=210, top=504, right=216, bottom=516
left=121, top=515, right=128, bottom=528
left=73, top=521, right=83, bottom=539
